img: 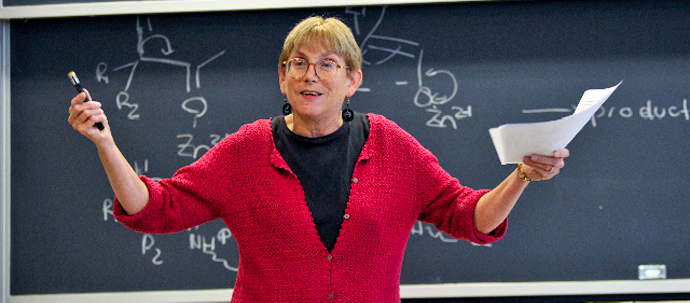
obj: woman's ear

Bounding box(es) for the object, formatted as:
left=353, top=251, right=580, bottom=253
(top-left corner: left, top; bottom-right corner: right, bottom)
left=279, top=70, right=287, bottom=95
left=346, top=69, right=363, bottom=97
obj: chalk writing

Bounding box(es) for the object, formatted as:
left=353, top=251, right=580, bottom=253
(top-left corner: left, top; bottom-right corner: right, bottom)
left=347, top=7, right=471, bottom=129
left=410, top=222, right=493, bottom=246
left=92, top=16, right=240, bottom=273
left=181, top=96, right=208, bottom=128
left=102, top=198, right=115, bottom=222
left=349, top=6, right=419, bottom=66
left=176, top=133, right=228, bottom=159
left=96, top=16, right=224, bottom=127
left=132, top=159, right=162, bottom=181
left=414, top=49, right=472, bottom=129
left=142, top=234, right=163, bottom=265
left=188, top=227, right=238, bottom=271
left=348, top=6, right=419, bottom=94
left=410, top=221, right=459, bottom=243
left=523, top=99, right=689, bottom=127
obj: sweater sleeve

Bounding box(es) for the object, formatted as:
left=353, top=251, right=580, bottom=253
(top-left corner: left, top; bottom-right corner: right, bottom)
left=367, top=114, right=507, bottom=244
left=386, top=123, right=506, bottom=244
left=112, top=174, right=219, bottom=234
left=417, top=170, right=507, bottom=245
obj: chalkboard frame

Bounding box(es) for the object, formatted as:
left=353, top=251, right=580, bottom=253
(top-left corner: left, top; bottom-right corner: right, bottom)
left=0, top=0, right=467, bottom=19
left=4, top=1, right=690, bottom=302
left=4, top=280, right=690, bottom=302
left=2, top=19, right=10, bottom=303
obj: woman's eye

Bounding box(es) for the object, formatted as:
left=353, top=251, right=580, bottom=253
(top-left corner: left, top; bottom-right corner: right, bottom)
left=319, top=60, right=335, bottom=69
left=292, top=59, right=307, bottom=67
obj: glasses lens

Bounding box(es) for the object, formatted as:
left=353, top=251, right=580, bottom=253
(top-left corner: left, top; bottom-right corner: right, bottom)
left=316, top=59, right=337, bottom=80
left=287, top=58, right=307, bottom=78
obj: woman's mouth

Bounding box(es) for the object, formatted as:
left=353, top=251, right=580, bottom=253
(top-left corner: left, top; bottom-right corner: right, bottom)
left=301, top=91, right=323, bottom=97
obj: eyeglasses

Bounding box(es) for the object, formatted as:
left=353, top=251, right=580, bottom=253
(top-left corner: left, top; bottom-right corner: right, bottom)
left=282, top=58, right=348, bottom=80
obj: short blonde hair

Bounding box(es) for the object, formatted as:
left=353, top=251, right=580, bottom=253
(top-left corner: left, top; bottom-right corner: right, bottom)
left=279, top=16, right=362, bottom=76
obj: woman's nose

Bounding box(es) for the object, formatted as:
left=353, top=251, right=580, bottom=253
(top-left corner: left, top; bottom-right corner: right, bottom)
left=303, top=63, right=320, bottom=81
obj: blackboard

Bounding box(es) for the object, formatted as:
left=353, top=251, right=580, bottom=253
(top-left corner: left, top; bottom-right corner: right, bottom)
left=10, top=0, right=690, bottom=296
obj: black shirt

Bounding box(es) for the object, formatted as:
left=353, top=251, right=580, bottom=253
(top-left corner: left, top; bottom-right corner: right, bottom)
left=272, top=113, right=369, bottom=253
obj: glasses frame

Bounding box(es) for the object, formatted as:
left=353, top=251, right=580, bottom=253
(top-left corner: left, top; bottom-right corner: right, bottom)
left=282, top=58, right=349, bottom=80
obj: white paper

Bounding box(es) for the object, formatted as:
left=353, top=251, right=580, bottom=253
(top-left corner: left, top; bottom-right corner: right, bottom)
left=489, top=81, right=622, bottom=165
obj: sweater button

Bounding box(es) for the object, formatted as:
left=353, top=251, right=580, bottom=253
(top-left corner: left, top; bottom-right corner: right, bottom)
left=329, top=293, right=335, bottom=299
left=343, top=214, right=350, bottom=220
left=327, top=255, right=333, bottom=261
left=352, top=177, right=358, bottom=183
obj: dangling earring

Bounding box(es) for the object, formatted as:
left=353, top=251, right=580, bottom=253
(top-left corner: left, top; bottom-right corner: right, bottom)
left=282, top=98, right=292, bottom=115
left=342, top=99, right=354, bottom=122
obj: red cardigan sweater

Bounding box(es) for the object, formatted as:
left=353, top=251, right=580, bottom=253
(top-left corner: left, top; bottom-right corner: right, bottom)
left=114, top=113, right=507, bottom=302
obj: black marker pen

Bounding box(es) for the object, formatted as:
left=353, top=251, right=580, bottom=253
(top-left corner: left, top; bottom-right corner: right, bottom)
left=68, top=71, right=104, bottom=130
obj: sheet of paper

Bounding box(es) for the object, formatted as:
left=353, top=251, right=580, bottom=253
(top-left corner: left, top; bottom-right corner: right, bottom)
left=489, top=81, right=622, bottom=165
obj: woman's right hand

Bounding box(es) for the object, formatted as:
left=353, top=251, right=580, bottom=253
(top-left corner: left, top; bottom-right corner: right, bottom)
left=68, top=90, right=112, bottom=144
left=68, top=89, right=150, bottom=215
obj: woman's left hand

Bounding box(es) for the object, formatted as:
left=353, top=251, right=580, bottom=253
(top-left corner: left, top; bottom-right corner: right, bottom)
left=520, top=149, right=570, bottom=181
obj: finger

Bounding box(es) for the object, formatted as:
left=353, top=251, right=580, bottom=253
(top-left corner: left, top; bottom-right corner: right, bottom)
left=83, top=88, right=93, bottom=101
left=70, top=92, right=87, bottom=108
left=69, top=102, right=104, bottom=131
left=84, top=115, right=107, bottom=132
left=68, top=92, right=89, bottom=122
left=528, top=153, right=567, bottom=169
left=69, top=100, right=100, bottom=121
left=81, top=105, right=106, bottom=124
left=520, top=149, right=570, bottom=181
left=522, top=155, right=556, bottom=172
left=553, top=148, right=570, bottom=158
left=522, top=159, right=563, bottom=179
left=75, top=112, right=108, bottom=136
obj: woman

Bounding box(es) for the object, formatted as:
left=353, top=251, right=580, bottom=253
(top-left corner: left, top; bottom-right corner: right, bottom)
left=68, top=16, right=568, bottom=302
